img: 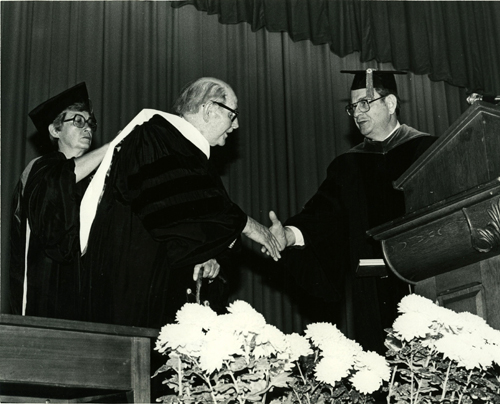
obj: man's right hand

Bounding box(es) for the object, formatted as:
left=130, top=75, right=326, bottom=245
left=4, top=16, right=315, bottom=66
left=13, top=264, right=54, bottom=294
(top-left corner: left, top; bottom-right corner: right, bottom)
left=260, top=211, right=296, bottom=257
left=242, top=216, right=282, bottom=261
left=268, top=210, right=287, bottom=249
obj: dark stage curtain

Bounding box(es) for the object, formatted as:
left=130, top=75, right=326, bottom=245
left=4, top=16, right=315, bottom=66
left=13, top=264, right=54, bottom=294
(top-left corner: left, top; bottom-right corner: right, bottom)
left=1, top=1, right=497, bottom=334
left=173, top=0, right=500, bottom=94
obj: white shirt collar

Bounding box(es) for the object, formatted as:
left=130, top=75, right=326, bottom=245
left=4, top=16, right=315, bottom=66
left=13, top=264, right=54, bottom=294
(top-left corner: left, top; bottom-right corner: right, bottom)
left=380, top=121, right=401, bottom=142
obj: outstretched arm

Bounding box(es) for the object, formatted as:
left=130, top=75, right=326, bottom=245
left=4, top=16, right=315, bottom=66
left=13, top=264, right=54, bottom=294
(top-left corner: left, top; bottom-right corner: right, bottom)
left=73, top=143, right=110, bottom=183
left=242, top=216, right=282, bottom=261
left=261, top=211, right=297, bottom=256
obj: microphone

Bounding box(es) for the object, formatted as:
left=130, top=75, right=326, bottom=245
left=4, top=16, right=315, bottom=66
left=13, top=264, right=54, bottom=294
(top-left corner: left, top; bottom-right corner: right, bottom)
left=467, top=93, right=500, bottom=105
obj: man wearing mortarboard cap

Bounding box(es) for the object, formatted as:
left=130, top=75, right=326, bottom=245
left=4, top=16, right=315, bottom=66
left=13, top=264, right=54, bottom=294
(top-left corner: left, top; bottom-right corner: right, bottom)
left=9, top=83, right=110, bottom=320
left=344, top=69, right=431, bottom=148
left=265, top=69, right=437, bottom=354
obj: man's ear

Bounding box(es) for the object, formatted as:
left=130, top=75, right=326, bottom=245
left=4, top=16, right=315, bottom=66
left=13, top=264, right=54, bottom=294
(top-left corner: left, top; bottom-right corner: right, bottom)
left=202, top=103, right=212, bottom=123
left=385, top=94, right=398, bottom=115
left=48, top=124, right=60, bottom=139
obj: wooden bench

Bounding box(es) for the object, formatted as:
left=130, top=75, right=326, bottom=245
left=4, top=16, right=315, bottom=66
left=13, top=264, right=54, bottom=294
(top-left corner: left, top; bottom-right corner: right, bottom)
left=0, top=314, right=158, bottom=403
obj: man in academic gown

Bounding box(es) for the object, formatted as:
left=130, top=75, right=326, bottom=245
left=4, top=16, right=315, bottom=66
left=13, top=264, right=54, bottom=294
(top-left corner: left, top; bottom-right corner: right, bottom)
left=80, top=77, right=281, bottom=330
left=267, top=70, right=437, bottom=354
left=10, top=83, right=109, bottom=319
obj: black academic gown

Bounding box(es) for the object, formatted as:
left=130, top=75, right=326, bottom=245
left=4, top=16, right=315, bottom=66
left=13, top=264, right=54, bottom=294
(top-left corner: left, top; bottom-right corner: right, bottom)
left=82, top=115, right=247, bottom=330
left=284, top=124, right=437, bottom=354
left=10, top=152, right=89, bottom=319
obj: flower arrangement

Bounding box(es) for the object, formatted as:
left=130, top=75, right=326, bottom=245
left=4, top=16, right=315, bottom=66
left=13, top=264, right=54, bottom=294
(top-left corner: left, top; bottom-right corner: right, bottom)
left=154, top=294, right=500, bottom=404
left=384, top=294, right=500, bottom=404
left=154, top=300, right=389, bottom=404
left=278, top=322, right=389, bottom=404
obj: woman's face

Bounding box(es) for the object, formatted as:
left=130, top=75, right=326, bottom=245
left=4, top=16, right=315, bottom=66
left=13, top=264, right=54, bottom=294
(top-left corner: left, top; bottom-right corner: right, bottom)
left=54, top=110, right=93, bottom=157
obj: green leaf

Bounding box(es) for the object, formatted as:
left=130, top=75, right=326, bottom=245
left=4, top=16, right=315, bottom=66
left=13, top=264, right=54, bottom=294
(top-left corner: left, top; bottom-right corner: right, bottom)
left=213, top=382, right=237, bottom=394
left=230, top=356, right=249, bottom=372
left=269, top=372, right=295, bottom=388
left=240, top=372, right=266, bottom=382
left=254, top=359, right=272, bottom=371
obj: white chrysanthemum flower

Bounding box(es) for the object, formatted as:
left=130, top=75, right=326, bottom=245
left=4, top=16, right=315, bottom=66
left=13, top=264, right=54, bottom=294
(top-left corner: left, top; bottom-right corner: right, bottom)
left=454, top=311, right=488, bottom=332
left=485, top=342, right=500, bottom=366
left=315, top=355, right=352, bottom=385
left=256, top=324, right=288, bottom=353
left=305, top=322, right=345, bottom=348
left=211, top=313, right=238, bottom=333
left=392, top=312, right=434, bottom=341
left=198, top=328, right=244, bottom=373
left=156, top=324, right=172, bottom=350
left=482, top=325, right=500, bottom=346
left=210, top=313, right=258, bottom=352
left=224, top=301, right=267, bottom=334
left=434, top=333, right=492, bottom=370
left=227, top=300, right=261, bottom=316
left=176, top=330, right=206, bottom=356
left=175, top=303, right=217, bottom=329
left=320, top=343, right=357, bottom=377
left=398, top=295, right=462, bottom=331
left=155, top=323, right=204, bottom=354
left=351, top=369, right=384, bottom=394
left=286, top=333, right=313, bottom=361
left=322, top=336, right=363, bottom=360
left=398, top=294, right=438, bottom=315
left=354, top=351, right=391, bottom=381
left=253, top=342, right=277, bottom=360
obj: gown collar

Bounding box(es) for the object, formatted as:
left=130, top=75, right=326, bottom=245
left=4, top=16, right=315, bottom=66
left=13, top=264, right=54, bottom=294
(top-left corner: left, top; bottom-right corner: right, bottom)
left=163, top=113, right=211, bottom=159
left=349, top=122, right=421, bottom=154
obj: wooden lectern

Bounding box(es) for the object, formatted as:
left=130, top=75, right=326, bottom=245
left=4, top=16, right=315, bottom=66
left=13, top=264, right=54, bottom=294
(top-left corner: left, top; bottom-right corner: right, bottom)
left=369, top=101, right=500, bottom=330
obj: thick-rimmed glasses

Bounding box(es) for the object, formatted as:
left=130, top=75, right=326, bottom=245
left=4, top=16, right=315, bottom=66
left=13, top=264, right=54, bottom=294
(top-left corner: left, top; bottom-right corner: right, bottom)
left=211, top=100, right=239, bottom=122
left=345, top=95, right=387, bottom=117
left=63, top=113, right=97, bottom=132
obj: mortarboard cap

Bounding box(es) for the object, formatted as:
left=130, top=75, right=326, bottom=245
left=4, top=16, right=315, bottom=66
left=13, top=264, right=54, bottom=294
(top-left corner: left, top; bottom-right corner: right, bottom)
left=341, top=69, right=407, bottom=99
left=29, top=82, right=92, bottom=138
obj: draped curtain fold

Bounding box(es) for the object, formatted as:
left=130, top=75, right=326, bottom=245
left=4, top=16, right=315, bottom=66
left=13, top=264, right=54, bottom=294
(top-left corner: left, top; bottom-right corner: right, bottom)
left=1, top=1, right=495, bottom=333
left=173, top=0, right=500, bottom=93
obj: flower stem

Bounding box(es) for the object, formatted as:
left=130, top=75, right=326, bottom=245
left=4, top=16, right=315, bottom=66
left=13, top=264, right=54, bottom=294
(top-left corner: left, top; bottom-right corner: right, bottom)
left=387, top=364, right=398, bottom=404
left=440, top=361, right=452, bottom=401
left=224, top=360, right=242, bottom=399
left=410, top=355, right=415, bottom=404
left=178, top=356, right=183, bottom=397
left=261, top=370, right=269, bottom=404
left=297, top=362, right=307, bottom=385
left=457, top=370, right=473, bottom=404
left=195, top=371, right=218, bottom=404
left=292, top=389, right=303, bottom=404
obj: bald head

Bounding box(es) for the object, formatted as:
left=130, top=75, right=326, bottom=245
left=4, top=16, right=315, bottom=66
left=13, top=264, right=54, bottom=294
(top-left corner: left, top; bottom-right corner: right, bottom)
left=173, top=77, right=239, bottom=147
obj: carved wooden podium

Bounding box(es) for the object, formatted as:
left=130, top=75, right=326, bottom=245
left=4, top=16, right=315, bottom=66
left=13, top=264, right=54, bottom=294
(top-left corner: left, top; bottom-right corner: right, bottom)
left=369, top=101, right=500, bottom=330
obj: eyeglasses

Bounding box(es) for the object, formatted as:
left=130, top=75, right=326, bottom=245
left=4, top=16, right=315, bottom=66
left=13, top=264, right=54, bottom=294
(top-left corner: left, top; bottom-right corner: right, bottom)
left=211, top=101, right=239, bottom=122
left=345, top=95, right=387, bottom=117
left=63, top=113, right=98, bottom=132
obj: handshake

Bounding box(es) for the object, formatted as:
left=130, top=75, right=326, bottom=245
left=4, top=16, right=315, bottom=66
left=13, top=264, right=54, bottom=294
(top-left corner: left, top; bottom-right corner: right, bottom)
left=243, top=210, right=297, bottom=262
left=193, top=211, right=295, bottom=281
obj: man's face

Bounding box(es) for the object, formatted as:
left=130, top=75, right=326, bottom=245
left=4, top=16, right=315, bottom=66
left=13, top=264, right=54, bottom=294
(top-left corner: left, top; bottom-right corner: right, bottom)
left=350, top=89, right=392, bottom=141
left=57, top=110, right=93, bottom=155
left=205, top=90, right=239, bottom=147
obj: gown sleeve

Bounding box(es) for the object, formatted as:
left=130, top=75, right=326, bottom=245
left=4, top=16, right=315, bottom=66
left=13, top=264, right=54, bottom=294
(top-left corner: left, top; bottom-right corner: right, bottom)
left=23, top=153, right=82, bottom=263
left=9, top=180, right=26, bottom=315
left=284, top=158, right=350, bottom=302
left=111, top=115, right=247, bottom=268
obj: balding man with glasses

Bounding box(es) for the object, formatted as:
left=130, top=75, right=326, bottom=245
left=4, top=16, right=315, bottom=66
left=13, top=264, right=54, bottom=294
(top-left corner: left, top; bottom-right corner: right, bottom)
left=80, top=77, right=282, bottom=330
left=266, top=69, right=436, bottom=354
